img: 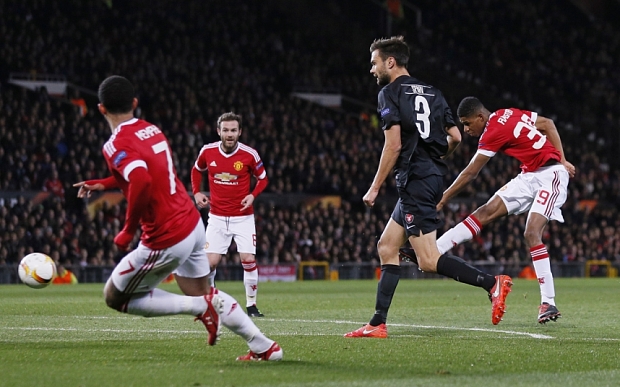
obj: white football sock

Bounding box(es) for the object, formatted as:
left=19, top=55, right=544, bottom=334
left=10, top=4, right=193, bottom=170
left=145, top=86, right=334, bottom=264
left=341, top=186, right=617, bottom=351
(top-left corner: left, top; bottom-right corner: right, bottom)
left=530, top=244, right=556, bottom=305
left=242, top=261, right=258, bottom=307
left=437, top=215, right=482, bottom=254
left=126, top=288, right=206, bottom=317
left=217, top=290, right=274, bottom=354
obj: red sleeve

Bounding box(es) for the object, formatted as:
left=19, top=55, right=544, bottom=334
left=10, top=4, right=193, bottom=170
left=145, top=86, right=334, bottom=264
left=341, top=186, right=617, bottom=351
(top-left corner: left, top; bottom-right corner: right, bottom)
left=191, top=166, right=204, bottom=195
left=87, top=176, right=119, bottom=190
left=122, top=167, right=152, bottom=235
left=478, top=119, right=504, bottom=154
left=251, top=174, right=268, bottom=197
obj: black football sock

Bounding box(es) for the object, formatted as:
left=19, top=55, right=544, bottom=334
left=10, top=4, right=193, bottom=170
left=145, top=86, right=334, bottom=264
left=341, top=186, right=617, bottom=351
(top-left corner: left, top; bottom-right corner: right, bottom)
left=436, top=253, right=496, bottom=292
left=369, top=264, right=401, bottom=326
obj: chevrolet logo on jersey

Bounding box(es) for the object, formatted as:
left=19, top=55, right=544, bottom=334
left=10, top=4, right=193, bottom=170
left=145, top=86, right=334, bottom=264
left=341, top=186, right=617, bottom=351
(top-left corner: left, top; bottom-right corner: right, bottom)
left=233, top=161, right=244, bottom=171
left=213, top=172, right=239, bottom=185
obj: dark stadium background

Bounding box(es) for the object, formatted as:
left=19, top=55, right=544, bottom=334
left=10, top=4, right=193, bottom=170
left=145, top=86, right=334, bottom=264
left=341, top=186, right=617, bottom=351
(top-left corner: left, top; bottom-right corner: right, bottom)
left=1, top=0, right=619, bottom=282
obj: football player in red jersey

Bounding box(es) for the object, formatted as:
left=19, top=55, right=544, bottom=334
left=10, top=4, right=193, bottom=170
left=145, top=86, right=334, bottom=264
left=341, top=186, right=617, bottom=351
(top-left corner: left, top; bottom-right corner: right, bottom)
left=434, top=96, right=576, bottom=324
left=73, top=76, right=282, bottom=361
left=191, top=112, right=268, bottom=317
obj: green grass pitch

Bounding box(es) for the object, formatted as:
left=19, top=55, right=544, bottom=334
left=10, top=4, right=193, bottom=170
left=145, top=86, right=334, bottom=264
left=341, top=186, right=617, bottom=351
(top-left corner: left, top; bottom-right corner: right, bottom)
left=1, top=278, right=619, bottom=387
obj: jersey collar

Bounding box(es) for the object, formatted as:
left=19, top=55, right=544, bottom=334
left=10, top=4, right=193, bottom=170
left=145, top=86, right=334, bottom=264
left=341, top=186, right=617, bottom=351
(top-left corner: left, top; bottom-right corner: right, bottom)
left=113, top=117, right=139, bottom=134
left=218, top=141, right=240, bottom=158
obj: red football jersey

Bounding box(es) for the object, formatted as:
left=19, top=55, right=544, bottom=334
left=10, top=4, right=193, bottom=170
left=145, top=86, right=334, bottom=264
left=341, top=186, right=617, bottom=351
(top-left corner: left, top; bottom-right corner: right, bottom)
left=194, top=141, right=266, bottom=216
left=478, top=108, right=561, bottom=173
left=102, top=118, right=200, bottom=249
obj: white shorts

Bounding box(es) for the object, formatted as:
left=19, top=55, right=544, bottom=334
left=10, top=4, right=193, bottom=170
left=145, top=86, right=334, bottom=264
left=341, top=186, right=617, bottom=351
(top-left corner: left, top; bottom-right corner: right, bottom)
left=205, top=214, right=256, bottom=254
left=494, top=164, right=569, bottom=222
left=111, top=219, right=211, bottom=294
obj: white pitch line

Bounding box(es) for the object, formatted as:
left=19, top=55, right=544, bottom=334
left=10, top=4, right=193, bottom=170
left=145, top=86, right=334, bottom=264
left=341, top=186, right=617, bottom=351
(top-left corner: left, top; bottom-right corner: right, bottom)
left=260, top=318, right=555, bottom=340
left=1, top=317, right=555, bottom=339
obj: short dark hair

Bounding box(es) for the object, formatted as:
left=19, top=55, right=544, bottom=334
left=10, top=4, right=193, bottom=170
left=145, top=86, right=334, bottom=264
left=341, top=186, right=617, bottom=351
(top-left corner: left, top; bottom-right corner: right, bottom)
left=217, top=112, right=242, bottom=129
left=370, top=36, right=409, bottom=67
left=98, top=75, right=135, bottom=114
left=457, top=96, right=484, bottom=118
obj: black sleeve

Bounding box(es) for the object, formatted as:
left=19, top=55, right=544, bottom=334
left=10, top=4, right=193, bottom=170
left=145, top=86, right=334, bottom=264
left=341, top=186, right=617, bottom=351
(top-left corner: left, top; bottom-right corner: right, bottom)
left=442, top=98, right=457, bottom=128
left=378, top=88, right=400, bottom=131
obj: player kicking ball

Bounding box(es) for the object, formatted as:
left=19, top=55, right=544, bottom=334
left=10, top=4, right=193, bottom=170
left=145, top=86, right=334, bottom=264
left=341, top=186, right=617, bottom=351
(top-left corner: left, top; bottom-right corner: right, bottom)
left=432, top=96, right=574, bottom=324
left=74, top=75, right=281, bottom=361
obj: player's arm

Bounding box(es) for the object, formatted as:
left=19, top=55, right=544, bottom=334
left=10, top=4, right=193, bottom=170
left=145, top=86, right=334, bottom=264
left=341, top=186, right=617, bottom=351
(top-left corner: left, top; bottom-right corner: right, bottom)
left=191, top=166, right=210, bottom=208
left=73, top=176, right=119, bottom=198
left=364, top=124, right=401, bottom=207
left=535, top=116, right=575, bottom=177
left=443, top=125, right=461, bottom=159
left=191, top=151, right=210, bottom=208
left=241, top=159, right=269, bottom=211
left=437, top=152, right=491, bottom=210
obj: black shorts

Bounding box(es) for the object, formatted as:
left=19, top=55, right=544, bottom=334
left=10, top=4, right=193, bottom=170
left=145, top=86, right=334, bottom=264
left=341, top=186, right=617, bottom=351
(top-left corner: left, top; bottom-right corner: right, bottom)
left=391, top=174, right=443, bottom=237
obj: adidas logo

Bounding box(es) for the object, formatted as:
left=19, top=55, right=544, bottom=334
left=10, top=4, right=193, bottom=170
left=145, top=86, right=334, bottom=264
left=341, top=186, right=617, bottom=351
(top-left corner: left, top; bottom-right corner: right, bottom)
left=210, top=161, right=217, bottom=167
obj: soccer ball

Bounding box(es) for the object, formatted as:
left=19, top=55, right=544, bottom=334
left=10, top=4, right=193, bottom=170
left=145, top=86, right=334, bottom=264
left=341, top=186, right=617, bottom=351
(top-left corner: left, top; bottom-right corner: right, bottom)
left=18, top=253, right=57, bottom=289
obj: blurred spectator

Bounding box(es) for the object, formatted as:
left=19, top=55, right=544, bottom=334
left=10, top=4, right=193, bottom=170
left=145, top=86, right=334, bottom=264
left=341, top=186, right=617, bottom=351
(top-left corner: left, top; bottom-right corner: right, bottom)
left=0, top=0, right=618, bottom=270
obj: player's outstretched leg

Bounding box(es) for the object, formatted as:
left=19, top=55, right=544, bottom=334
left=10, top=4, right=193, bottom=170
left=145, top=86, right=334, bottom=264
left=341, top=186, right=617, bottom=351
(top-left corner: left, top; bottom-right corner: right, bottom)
left=489, top=275, right=513, bottom=325
left=216, top=288, right=282, bottom=361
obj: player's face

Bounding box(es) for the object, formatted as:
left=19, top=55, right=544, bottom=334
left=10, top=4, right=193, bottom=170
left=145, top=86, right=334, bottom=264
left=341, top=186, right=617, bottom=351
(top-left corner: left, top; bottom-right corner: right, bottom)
left=218, top=121, right=241, bottom=152
left=460, top=114, right=486, bottom=137
left=370, top=50, right=390, bottom=86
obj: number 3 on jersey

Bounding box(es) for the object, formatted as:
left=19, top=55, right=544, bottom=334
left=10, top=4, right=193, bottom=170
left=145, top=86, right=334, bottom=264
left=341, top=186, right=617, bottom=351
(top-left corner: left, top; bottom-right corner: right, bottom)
left=414, top=96, right=430, bottom=139
left=152, top=141, right=177, bottom=195
left=514, top=114, right=546, bottom=149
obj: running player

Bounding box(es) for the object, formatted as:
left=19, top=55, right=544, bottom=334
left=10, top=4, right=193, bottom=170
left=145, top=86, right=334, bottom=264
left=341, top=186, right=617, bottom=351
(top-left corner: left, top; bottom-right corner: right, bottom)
left=74, top=76, right=281, bottom=360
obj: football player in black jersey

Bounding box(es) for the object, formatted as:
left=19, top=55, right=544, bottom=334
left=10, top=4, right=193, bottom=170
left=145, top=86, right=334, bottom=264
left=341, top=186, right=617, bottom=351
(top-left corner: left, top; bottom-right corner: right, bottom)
left=344, top=36, right=513, bottom=338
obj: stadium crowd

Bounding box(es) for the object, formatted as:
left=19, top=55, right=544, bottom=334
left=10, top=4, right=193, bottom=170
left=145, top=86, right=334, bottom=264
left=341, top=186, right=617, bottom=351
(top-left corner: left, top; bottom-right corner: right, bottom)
left=1, top=0, right=619, bottom=271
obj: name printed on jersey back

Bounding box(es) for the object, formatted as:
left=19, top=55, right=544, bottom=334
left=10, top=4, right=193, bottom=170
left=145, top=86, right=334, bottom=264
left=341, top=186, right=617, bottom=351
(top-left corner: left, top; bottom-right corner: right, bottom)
left=402, top=84, right=435, bottom=96
left=497, top=109, right=513, bottom=125
left=135, top=125, right=162, bottom=140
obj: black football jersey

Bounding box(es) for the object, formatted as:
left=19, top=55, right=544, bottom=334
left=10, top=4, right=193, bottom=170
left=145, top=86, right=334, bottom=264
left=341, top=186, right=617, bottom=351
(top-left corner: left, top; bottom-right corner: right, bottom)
left=377, top=75, right=456, bottom=186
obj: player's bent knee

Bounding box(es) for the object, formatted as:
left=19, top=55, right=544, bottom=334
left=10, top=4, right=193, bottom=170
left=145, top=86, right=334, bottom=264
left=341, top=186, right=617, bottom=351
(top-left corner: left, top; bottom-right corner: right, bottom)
left=103, top=280, right=128, bottom=312
left=104, top=292, right=125, bottom=311
left=417, top=257, right=438, bottom=273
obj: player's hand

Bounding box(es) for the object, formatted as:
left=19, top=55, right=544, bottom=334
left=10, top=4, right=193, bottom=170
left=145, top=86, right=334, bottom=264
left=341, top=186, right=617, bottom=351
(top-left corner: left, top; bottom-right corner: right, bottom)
left=73, top=181, right=105, bottom=198
left=363, top=186, right=379, bottom=207
left=194, top=192, right=210, bottom=209
left=436, top=200, right=446, bottom=211
left=114, top=230, right=134, bottom=251
left=562, top=160, right=576, bottom=178
left=240, top=194, right=255, bottom=211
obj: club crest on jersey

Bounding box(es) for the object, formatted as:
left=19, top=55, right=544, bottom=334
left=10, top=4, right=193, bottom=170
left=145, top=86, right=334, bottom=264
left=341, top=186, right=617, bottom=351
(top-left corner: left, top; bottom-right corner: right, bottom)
left=113, top=151, right=127, bottom=167
left=233, top=161, right=244, bottom=171
left=405, top=214, right=414, bottom=224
